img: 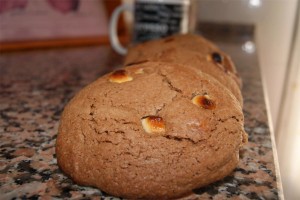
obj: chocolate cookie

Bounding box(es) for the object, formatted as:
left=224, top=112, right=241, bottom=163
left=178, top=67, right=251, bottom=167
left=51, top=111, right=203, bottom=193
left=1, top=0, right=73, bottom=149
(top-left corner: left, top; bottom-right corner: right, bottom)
left=126, top=34, right=242, bottom=89
left=56, top=62, right=247, bottom=199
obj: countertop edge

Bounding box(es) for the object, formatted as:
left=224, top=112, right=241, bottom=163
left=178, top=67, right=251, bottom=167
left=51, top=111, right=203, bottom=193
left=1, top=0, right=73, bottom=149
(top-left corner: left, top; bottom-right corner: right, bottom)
left=260, top=67, right=285, bottom=200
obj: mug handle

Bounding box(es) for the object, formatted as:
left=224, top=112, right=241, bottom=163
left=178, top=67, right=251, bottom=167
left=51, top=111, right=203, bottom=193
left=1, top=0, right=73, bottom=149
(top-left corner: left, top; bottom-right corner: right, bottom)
left=109, top=4, right=133, bottom=55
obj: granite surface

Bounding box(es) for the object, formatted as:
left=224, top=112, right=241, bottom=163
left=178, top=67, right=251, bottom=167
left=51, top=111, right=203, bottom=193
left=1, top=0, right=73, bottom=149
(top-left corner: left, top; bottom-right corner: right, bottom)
left=0, top=39, right=281, bottom=199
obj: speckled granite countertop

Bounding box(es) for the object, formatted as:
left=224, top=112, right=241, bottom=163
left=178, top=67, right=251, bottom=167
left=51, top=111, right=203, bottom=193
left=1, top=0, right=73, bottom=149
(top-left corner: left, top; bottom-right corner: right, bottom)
left=0, top=35, right=282, bottom=199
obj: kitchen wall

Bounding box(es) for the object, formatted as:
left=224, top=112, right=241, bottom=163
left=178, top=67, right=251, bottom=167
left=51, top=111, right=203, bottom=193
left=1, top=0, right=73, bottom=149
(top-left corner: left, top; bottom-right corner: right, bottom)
left=277, top=8, right=300, bottom=200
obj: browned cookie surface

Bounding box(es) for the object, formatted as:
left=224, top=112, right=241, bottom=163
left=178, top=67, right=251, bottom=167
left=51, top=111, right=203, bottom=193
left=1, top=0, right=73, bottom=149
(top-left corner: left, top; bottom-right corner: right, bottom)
left=126, top=47, right=243, bottom=105
left=56, top=62, right=247, bottom=199
left=126, top=34, right=242, bottom=89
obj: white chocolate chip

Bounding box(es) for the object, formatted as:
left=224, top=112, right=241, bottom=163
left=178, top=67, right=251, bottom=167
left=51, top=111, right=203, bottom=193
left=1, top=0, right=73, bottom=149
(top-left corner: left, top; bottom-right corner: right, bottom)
left=109, top=69, right=133, bottom=83
left=192, top=94, right=216, bottom=110
left=141, top=116, right=166, bottom=134
left=135, top=68, right=144, bottom=74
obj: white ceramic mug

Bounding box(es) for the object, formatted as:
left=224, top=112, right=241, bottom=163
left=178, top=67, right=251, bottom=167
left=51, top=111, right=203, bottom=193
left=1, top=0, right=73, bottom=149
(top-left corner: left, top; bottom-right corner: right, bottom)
left=109, top=0, right=195, bottom=55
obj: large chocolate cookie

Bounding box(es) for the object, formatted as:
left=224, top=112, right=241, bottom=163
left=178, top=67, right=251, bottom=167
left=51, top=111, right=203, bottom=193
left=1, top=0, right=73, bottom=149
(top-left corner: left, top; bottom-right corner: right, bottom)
left=56, top=62, right=247, bottom=199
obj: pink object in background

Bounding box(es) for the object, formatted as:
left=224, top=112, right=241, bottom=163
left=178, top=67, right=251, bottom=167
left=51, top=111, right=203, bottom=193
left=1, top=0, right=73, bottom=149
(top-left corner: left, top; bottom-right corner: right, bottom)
left=47, top=0, right=80, bottom=14
left=0, top=0, right=108, bottom=43
left=0, top=0, right=28, bottom=14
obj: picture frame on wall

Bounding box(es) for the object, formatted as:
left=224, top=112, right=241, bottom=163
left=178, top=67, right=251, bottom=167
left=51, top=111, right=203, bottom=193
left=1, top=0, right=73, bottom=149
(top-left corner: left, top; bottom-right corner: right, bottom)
left=0, top=0, right=127, bottom=51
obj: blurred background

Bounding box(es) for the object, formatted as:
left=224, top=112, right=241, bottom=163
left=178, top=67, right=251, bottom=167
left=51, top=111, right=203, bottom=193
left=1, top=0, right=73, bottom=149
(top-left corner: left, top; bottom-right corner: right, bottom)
left=1, top=0, right=299, bottom=199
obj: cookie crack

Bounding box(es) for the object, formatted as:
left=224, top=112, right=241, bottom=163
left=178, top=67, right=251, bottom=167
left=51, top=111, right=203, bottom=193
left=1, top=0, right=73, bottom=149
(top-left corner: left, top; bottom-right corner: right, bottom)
left=155, top=103, right=166, bottom=115
left=112, top=118, right=138, bottom=126
left=163, top=135, right=199, bottom=144
left=93, top=130, right=125, bottom=145
left=125, top=59, right=149, bottom=66
left=158, top=71, right=183, bottom=94
left=217, top=115, right=241, bottom=123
